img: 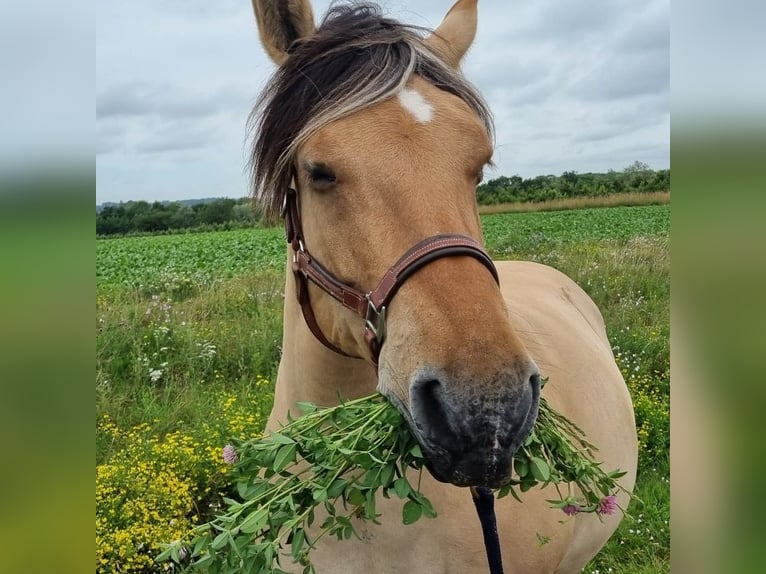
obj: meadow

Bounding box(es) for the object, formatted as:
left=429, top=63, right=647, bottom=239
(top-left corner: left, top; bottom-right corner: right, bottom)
left=96, top=204, right=669, bottom=573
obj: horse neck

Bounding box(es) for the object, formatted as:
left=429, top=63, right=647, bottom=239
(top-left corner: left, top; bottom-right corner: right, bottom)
left=271, top=249, right=378, bottom=425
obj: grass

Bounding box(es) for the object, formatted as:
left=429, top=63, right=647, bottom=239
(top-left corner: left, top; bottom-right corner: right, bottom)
left=97, top=271, right=285, bottom=456
left=96, top=204, right=669, bottom=572
left=583, top=459, right=670, bottom=573
left=477, top=191, right=670, bottom=215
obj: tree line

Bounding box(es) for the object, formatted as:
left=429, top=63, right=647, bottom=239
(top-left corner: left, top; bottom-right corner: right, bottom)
left=476, top=162, right=669, bottom=205
left=96, top=162, right=669, bottom=236
left=96, top=198, right=263, bottom=236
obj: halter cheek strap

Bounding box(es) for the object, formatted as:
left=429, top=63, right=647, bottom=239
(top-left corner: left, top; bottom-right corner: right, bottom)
left=282, top=188, right=499, bottom=364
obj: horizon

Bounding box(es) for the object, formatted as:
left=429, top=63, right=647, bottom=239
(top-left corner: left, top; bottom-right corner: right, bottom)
left=96, top=161, right=669, bottom=206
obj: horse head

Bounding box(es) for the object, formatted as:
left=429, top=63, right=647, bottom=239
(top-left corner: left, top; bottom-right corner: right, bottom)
left=250, top=0, right=540, bottom=488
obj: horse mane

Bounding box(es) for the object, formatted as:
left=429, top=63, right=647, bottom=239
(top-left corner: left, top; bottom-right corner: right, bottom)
left=249, top=1, right=494, bottom=217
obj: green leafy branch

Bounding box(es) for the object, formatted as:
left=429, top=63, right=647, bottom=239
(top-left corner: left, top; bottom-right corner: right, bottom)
left=158, top=381, right=630, bottom=573
left=498, top=383, right=630, bottom=514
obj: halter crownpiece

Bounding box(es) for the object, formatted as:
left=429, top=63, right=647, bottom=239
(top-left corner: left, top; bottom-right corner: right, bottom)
left=282, top=187, right=500, bottom=364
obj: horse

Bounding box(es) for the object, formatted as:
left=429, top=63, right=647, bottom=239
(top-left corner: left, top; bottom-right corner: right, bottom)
left=251, top=1, right=638, bottom=572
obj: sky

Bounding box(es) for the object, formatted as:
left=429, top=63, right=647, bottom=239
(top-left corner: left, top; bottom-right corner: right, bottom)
left=96, top=0, right=670, bottom=204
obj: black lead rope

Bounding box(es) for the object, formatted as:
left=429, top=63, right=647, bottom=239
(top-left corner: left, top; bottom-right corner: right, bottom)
left=470, top=486, right=504, bottom=574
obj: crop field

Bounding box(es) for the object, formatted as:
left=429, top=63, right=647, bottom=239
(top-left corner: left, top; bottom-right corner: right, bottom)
left=97, top=205, right=669, bottom=292
left=96, top=204, right=669, bottom=573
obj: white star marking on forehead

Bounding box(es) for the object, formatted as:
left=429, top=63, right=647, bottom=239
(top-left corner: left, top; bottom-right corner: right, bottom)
left=397, top=87, right=434, bottom=123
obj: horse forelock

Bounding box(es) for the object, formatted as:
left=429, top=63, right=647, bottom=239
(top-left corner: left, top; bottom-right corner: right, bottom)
left=248, top=1, right=494, bottom=218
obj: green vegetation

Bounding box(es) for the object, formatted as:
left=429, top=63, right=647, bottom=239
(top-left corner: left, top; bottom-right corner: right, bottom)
left=96, top=197, right=263, bottom=236
left=477, top=190, right=670, bottom=215
left=157, top=390, right=628, bottom=572
left=477, top=162, right=669, bottom=205
left=96, top=204, right=669, bottom=572
left=96, top=228, right=284, bottom=296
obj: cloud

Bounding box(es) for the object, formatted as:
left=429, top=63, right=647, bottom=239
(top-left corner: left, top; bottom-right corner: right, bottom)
left=151, top=0, right=243, bottom=18
left=96, top=82, right=250, bottom=120
left=96, top=114, right=222, bottom=157
left=566, top=1, right=669, bottom=102
left=133, top=123, right=214, bottom=155
left=95, top=0, right=669, bottom=202
left=96, top=81, right=254, bottom=158
left=571, top=106, right=669, bottom=144
left=522, top=0, right=624, bottom=42
left=570, top=53, right=669, bottom=101
left=96, top=122, right=127, bottom=155
left=616, top=9, right=670, bottom=55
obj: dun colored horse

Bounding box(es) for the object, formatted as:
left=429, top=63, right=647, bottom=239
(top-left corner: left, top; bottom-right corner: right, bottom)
left=251, top=1, right=637, bottom=572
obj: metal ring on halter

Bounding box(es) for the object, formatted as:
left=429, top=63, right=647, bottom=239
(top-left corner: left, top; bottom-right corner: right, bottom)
left=364, top=297, right=387, bottom=347
left=280, top=194, right=289, bottom=218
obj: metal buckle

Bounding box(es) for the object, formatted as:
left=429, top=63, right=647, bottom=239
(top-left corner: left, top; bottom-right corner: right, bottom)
left=365, top=296, right=387, bottom=346
left=291, top=239, right=306, bottom=265
left=280, top=190, right=291, bottom=219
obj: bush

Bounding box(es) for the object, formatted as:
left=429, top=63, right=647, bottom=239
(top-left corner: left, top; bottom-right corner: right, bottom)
left=96, top=381, right=273, bottom=572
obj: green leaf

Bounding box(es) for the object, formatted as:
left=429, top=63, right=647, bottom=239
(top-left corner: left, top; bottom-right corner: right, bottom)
left=393, top=477, right=410, bottom=499
left=327, top=478, right=346, bottom=498
left=354, top=453, right=375, bottom=469
left=530, top=457, right=551, bottom=482
left=319, top=516, right=334, bottom=530
left=402, top=500, right=422, bottom=525
left=312, top=488, right=327, bottom=502
left=361, top=469, right=379, bottom=487
left=268, top=432, right=295, bottom=445
left=409, top=444, right=423, bottom=458
left=514, top=458, right=529, bottom=478
left=347, top=488, right=365, bottom=506
left=239, top=508, right=268, bottom=534
left=296, top=402, right=317, bottom=414
left=273, top=444, right=297, bottom=472
left=418, top=496, right=437, bottom=518
left=155, top=545, right=174, bottom=563
left=264, top=543, right=275, bottom=565
left=520, top=480, right=534, bottom=492
left=211, top=531, right=229, bottom=550
left=379, top=463, right=395, bottom=487
left=291, top=528, right=305, bottom=561
left=192, top=535, right=208, bottom=556
left=192, top=554, right=214, bottom=568
left=364, top=488, right=377, bottom=519
left=238, top=481, right=269, bottom=501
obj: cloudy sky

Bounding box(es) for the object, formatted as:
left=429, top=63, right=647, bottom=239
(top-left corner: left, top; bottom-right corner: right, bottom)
left=96, top=0, right=669, bottom=204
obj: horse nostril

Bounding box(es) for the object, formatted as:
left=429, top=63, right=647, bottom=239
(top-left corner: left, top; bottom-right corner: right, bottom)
left=529, top=371, right=541, bottom=395
left=409, top=378, right=459, bottom=443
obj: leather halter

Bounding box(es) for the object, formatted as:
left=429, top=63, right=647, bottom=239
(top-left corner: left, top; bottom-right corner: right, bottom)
left=282, top=187, right=499, bottom=364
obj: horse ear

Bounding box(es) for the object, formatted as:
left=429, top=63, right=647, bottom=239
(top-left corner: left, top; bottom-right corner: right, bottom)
left=425, top=0, right=478, bottom=68
left=251, top=0, right=316, bottom=66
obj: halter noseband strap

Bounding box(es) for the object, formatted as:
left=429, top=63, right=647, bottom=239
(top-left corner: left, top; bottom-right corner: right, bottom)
left=282, top=188, right=499, bottom=364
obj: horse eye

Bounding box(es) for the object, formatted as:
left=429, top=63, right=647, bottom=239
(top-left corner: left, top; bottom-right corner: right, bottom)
left=307, top=165, right=337, bottom=186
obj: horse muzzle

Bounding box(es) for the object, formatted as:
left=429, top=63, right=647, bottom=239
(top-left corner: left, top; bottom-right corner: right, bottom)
left=407, top=370, right=541, bottom=488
